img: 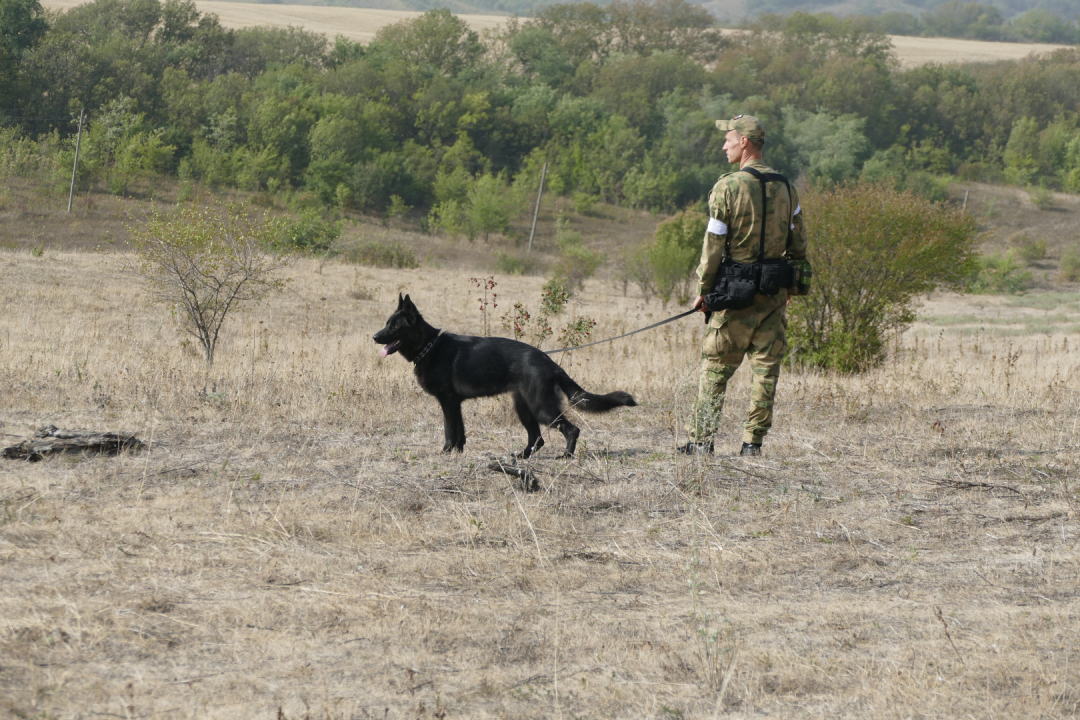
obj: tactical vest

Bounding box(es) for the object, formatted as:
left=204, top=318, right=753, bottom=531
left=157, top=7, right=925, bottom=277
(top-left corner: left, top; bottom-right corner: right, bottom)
left=703, top=167, right=798, bottom=312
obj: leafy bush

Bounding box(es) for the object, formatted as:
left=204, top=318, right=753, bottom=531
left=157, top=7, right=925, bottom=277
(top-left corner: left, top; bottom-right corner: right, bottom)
left=572, top=191, right=599, bottom=214
left=1059, top=248, right=1080, bottom=282
left=788, top=181, right=979, bottom=373
left=1009, top=235, right=1047, bottom=264
left=341, top=238, right=419, bottom=268
left=553, top=217, right=604, bottom=291
left=860, top=149, right=950, bottom=202
left=649, top=210, right=704, bottom=306
left=495, top=252, right=532, bottom=275
left=1028, top=185, right=1054, bottom=210
left=278, top=210, right=345, bottom=254
left=618, top=244, right=655, bottom=302
left=429, top=172, right=521, bottom=241
left=499, top=276, right=578, bottom=349
left=964, top=250, right=1031, bottom=294
left=557, top=316, right=597, bottom=350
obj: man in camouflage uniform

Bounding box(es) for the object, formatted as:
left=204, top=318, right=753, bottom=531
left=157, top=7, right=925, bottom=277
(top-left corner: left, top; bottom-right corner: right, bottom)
left=679, top=115, right=808, bottom=457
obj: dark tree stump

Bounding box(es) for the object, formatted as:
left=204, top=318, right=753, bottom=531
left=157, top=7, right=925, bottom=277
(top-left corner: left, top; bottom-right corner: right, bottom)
left=2, top=425, right=145, bottom=462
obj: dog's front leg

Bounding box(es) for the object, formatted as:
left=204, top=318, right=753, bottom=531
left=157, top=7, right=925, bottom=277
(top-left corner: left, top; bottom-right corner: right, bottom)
left=439, top=398, right=466, bottom=452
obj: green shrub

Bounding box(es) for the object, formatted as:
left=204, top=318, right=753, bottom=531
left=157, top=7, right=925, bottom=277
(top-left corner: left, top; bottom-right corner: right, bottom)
left=618, top=244, right=655, bottom=301
left=553, top=216, right=604, bottom=291
left=572, top=191, right=599, bottom=214
left=649, top=210, right=705, bottom=306
left=496, top=252, right=532, bottom=275
left=499, top=277, right=570, bottom=348
left=278, top=210, right=345, bottom=253
left=1009, top=235, right=1047, bottom=264
left=902, top=171, right=951, bottom=203
left=1060, top=248, right=1080, bottom=282
left=1028, top=185, right=1054, bottom=210
left=386, top=195, right=411, bottom=219
left=788, top=181, right=979, bottom=373
left=964, top=250, right=1031, bottom=294
left=341, top=238, right=419, bottom=268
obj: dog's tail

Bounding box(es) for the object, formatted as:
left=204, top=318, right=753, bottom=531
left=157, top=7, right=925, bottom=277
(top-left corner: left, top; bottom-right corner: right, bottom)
left=557, top=373, right=637, bottom=413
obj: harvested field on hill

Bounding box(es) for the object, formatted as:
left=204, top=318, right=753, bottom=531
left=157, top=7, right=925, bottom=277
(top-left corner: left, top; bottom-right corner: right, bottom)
left=40, top=0, right=508, bottom=43
left=887, top=34, right=1074, bottom=66
left=2, top=240, right=1079, bottom=717
left=39, top=0, right=1075, bottom=64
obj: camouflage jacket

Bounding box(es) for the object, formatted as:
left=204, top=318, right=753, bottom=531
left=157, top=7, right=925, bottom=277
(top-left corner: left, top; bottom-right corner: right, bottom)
left=696, top=159, right=808, bottom=297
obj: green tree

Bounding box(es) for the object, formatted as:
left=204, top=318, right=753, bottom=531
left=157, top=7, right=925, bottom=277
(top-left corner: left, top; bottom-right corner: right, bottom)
left=922, top=1, right=1005, bottom=40
left=607, top=0, right=727, bottom=63
left=466, top=173, right=518, bottom=242
left=372, top=8, right=482, bottom=78
left=1010, top=10, right=1076, bottom=43
left=783, top=108, right=869, bottom=186
left=0, top=0, right=48, bottom=56
left=1003, top=116, right=1040, bottom=186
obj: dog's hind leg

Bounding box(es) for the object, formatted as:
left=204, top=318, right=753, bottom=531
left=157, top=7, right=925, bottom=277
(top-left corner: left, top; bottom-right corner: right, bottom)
left=513, top=392, right=545, bottom=458
left=551, top=418, right=580, bottom=458
left=527, top=385, right=581, bottom=458
left=439, top=397, right=466, bottom=452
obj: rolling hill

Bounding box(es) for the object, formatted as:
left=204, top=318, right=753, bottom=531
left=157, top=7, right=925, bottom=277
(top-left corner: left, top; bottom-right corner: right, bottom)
left=38, top=0, right=1076, bottom=63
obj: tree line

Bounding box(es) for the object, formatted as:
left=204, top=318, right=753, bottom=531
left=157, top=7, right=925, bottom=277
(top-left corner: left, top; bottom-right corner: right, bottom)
left=753, top=3, right=1080, bottom=44
left=4, top=0, right=1080, bottom=222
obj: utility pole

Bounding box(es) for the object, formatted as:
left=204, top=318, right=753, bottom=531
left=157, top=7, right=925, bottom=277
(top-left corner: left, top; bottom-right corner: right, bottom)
left=67, top=108, right=85, bottom=213
left=526, top=162, right=547, bottom=256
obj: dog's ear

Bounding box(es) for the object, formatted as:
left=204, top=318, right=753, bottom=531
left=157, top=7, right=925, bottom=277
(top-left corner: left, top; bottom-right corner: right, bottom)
left=402, top=294, right=417, bottom=315
left=396, top=293, right=404, bottom=309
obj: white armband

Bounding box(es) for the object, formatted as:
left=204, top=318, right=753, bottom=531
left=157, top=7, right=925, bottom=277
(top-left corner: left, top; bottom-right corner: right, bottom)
left=706, top=218, right=728, bottom=236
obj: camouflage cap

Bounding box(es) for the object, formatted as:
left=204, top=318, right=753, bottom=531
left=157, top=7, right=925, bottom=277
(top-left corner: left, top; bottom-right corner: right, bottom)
left=715, top=115, right=765, bottom=146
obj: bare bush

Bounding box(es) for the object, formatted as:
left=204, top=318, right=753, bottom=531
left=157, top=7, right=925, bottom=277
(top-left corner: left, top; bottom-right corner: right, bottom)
left=122, top=201, right=289, bottom=371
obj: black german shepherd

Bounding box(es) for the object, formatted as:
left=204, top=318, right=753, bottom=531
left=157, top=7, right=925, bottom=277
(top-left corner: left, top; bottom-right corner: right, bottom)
left=373, top=294, right=637, bottom=458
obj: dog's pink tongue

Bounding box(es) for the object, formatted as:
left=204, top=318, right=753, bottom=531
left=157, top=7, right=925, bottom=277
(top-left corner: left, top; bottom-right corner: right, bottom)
left=380, top=345, right=391, bottom=358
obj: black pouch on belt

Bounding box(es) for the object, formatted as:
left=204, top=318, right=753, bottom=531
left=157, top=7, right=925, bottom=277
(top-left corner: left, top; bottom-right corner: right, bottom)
left=758, top=259, right=795, bottom=296
left=703, top=261, right=758, bottom=311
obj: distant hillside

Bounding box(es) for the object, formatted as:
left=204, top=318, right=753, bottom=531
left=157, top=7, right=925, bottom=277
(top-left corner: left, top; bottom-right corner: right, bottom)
left=196, top=0, right=1080, bottom=23
left=742, top=0, right=1080, bottom=21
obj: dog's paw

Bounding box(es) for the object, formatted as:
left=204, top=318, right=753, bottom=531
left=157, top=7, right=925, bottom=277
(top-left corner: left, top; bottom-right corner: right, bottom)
left=556, top=452, right=574, bottom=460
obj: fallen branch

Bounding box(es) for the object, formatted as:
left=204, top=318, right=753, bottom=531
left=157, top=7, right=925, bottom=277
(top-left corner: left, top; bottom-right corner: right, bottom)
left=488, top=458, right=540, bottom=492
left=3, top=425, right=144, bottom=462
left=923, top=476, right=1030, bottom=504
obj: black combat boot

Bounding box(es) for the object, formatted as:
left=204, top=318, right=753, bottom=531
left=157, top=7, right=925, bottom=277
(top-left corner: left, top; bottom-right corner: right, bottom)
left=677, top=441, right=714, bottom=455
left=739, top=442, right=762, bottom=457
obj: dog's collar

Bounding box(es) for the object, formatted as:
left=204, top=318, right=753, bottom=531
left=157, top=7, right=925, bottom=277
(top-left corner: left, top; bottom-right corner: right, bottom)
left=412, top=330, right=443, bottom=363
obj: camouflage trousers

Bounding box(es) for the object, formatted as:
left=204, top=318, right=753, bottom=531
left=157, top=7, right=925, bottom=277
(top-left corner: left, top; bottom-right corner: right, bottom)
left=688, top=291, right=788, bottom=445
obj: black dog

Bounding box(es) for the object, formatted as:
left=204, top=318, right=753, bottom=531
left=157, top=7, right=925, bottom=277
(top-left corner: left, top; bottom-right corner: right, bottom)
left=373, top=294, right=637, bottom=458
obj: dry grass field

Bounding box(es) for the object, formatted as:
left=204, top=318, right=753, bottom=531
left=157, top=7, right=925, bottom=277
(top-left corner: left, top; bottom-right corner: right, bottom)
left=39, top=0, right=1076, bottom=65
left=2, top=196, right=1080, bottom=719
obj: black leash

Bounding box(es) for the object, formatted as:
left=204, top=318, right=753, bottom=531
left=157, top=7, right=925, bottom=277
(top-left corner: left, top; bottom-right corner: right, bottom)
left=545, top=308, right=699, bottom=355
